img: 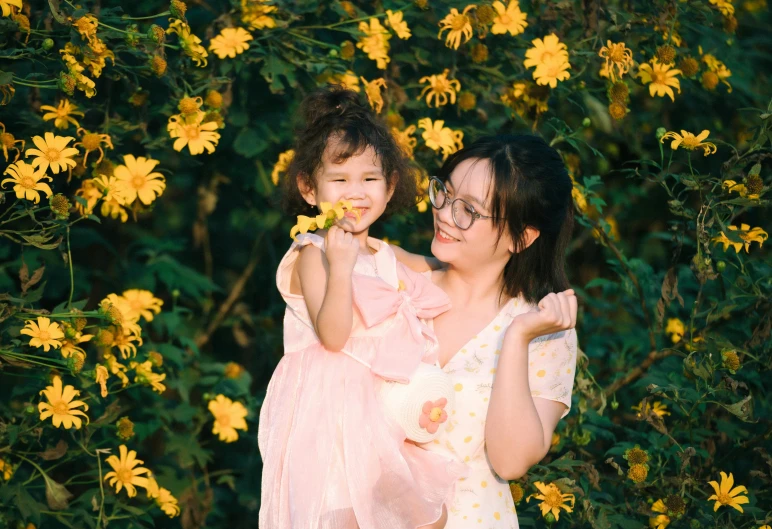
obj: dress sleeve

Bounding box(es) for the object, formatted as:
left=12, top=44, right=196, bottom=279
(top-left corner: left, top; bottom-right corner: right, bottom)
left=527, top=328, right=578, bottom=418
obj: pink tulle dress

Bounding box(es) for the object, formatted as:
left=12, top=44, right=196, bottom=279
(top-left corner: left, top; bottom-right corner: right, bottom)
left=258, top=233, right=467, bottom=529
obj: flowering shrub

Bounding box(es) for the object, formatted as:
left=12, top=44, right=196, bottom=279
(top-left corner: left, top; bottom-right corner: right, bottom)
left=0, top=0, right=769, bottom=528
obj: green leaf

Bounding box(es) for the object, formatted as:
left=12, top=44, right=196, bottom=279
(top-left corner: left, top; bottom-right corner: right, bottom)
left=721, top=395, right=753, bottom=422
left=233, top=127, right=268, bottom=158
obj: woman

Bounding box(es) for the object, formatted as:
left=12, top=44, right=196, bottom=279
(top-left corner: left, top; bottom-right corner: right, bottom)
left=395, top=134, right=578, bottom=528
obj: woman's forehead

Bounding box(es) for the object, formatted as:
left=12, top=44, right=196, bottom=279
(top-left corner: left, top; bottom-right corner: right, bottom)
left=449, top=158, right=493, bottom=205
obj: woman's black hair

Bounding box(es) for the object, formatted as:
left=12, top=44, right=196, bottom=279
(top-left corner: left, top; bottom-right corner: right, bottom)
left=437, top=134, right=574, bottom=304
left=282, top=85, right=416, bottom=216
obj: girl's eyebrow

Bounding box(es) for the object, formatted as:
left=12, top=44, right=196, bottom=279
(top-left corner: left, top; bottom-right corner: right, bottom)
left=324, top=170, right=383, bottom=177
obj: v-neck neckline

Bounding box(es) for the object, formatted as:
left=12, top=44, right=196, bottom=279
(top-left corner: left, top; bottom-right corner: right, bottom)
left=438, top=297, right=516, bottom=371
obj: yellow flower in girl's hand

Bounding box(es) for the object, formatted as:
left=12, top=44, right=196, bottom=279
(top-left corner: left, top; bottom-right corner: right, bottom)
left=290, top=200, right=361, bottom=239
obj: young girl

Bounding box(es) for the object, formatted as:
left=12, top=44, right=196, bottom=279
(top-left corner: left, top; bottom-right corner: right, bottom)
left=258, top=86, right=466, bottom=529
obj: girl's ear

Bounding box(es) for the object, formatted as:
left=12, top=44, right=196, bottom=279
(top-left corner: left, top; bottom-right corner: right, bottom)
left=508, top=227, right=540, bottom=253
left=297, top=173, right=316, bottom=207
left=386, top=170, right=398, bottom=202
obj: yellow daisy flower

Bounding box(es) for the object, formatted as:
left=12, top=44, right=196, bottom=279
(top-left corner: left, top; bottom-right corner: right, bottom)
left=598, top=40, right=633, bottom=82
left=417, top=117, right=464, bottom=160
left=74, top=127, right=114, bottom=166
left=491, top=0, right=528, bottom=36
left=1, top=160, right=53, bottom=203
left=93, top=174, right=130, bottom=223
left=0, top=122, right=24, bottom=162
left=391, top=125, right=417, bottom=159
left=526, top=481, right=575, bottom=521
left=289, top=214, right=317, bottom=239
left=103, top=444, right=151, bottom=497
left=665, top=317, right=685, bottom=343
left=701, top=52, right=732, bottom=92
left=712, top=224, right=767, bottom=253
left=632, top=400, right=670, bottom=418
left=660, top=129, right=717, bottom=156
left=419, top=69, right=461, bottom=108
left=650, top=499, right=671, bottom=529
left=131, top=360, right=167, bottom=393
left=113, top=154, right=166, bottom=205
left=385, top=10, right=411, bottom=39
left=1, top=0, right=22, bottom=17
left=209, top=27, right=253, bottom=59
left=60, top=330, right=93, bottom=359
left=208, top=394, right=249, bottom=443
left=38, top=375, right=90, bottom=429
left=356, top=17, right=391, bottom=69
left=523, top=33, right=569, bottom=69
left=241, top=0, right=277, bottom=30
left=95, top=365, right=109, bottom=397
left=104, top=352, right=130, bottom=387
left=636, top=59, right=682, bottom=102
left=271, top=149, right=294, bottom=186
left=74, top=178, right=102, bottom=216
left=40, top=99, right=84, bottom=130
left=329, top=70, right=361, bottom=92
left=532, top=56, right=571, bottom=88
left=25, top=132, right=79, bottom=174
left=0, top=458, right=14, bottom=481
left=361, top=76, right=387, bottom=113
left=167, top=111, right=221, bottom=155
left=438, top=5, right=475, bottom=50
left=722, top=179, right=759, bottom=199
left=709, top=0, right=735, bottom=16
left=146, top=478, right=181, bottom=518
left=20, top=317, right=64, bottom=351
left=116, top=290, right=163, bottom=322
left=707, top=472, right=749, bottom=512
left=73, top=13, right=98, bottom=44
left=167, top=18, right=208, bottom=67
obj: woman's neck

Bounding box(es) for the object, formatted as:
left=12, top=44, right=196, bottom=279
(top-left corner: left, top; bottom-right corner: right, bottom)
left=436, top=262, right=508, bottom=311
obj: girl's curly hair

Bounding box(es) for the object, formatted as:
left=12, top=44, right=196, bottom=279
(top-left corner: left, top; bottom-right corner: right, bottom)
left=281, top=85, right=417, bottom=216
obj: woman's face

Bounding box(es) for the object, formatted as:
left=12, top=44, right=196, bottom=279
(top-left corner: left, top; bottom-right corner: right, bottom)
left=431, top=158, right=515, bottom=269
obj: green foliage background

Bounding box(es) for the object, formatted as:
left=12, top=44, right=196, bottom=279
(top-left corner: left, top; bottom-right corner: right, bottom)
left=0, top=0, right=770, bottom=528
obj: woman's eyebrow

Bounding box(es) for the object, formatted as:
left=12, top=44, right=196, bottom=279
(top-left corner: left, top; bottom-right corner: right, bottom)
left=447, top=180, right=488, bottom=209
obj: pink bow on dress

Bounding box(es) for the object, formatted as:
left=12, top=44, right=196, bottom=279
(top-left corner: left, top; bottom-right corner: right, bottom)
left=353, top=264, right=450, bottom=383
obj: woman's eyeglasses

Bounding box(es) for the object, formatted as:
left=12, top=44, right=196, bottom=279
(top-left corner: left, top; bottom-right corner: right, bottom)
left=427, top=177, right=494, bottom=230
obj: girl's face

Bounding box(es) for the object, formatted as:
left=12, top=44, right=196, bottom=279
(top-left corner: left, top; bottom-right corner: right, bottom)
left=300, top=140, right=393, bottom=234
left=431, top=158, right=515, bottom=269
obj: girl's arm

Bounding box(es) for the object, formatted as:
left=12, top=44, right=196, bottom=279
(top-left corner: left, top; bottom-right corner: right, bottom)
left=391, top=245, right=444, bottom=273
left=297, top=227, right=360, bottom=351
left=484, top=291, right=578, bottom=480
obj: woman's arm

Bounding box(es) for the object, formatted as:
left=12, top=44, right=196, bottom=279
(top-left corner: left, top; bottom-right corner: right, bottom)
left=484, top=331, right=569, bottom=480
left=484, top=291, right=578, bottom=480
left=390, top=244, right=444, bottom=273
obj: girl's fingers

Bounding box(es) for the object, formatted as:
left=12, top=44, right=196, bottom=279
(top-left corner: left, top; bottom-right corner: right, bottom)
left=557, top=292, right=570, bottom=327
left=568, top=294, right=578, bottom=328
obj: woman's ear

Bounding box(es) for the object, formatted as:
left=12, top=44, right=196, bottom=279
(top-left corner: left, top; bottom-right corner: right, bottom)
left=297, top=173, right=316, bottom=207
left=509, top=227, right=541, bottom=253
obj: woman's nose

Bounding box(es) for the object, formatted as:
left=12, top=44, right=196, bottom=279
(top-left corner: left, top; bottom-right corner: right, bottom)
left=435, top=198, right=454, bottom=226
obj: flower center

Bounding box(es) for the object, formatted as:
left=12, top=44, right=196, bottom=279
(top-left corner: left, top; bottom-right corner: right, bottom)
left=131, top=175, right=147, bottom=189
left=681, top=137, right=700, bottom=149
left=426, top=130, right=443, bottom=144
left=716, top=492, right=731, bottom=505
left=1, top=132, right=15, bottom=147
left=38, top=330, right=51, bottom=341
left=499, top=13, right=512, bottom=24
left=452, top=14, right=469, bottom=31
left=82, top=134, right=102, bottom=150
left=217, top=413, right=231, bottom=428
left=650, top=69, right=666, bottom=85
left=183, top=123, right=201, bottom=140
left=608, top=44, right=626, bottom=63
left=46, top=148, right=61, bottom=162
left=429, top=407, right=443, bottom=422
left=544, top=488, right=564, bottom=509
left=52, top=400, right=69, bottom=415
left=118, top=468, right=134, bottom=484
left=20, top=175, right=35, bottom=189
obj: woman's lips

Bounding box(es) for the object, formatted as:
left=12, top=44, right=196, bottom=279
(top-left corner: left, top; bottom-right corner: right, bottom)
left=435, top=227, right=458, bottom=243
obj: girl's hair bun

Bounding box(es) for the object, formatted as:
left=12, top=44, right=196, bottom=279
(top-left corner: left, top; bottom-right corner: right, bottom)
left=297, top=85, right=369, bottom=131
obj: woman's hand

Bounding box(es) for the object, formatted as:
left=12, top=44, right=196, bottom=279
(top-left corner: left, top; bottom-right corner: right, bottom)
left=324, top=226, right=359, bottom=276
left=506, top=289, right=578, bottom=344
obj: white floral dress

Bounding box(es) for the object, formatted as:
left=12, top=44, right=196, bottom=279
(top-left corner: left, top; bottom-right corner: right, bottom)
left=419, top=295, right=578, bottom=529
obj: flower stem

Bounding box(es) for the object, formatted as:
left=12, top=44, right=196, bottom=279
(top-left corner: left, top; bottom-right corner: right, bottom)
left=67, top=225, right=74, bottom=308
left=120, top=11, right=170, bottom=20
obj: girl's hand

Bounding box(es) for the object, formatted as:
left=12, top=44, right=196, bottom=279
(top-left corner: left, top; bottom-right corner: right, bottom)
left=506, top=289, right=578, bottom=344
left=324, top=226, right=360, bottom=275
